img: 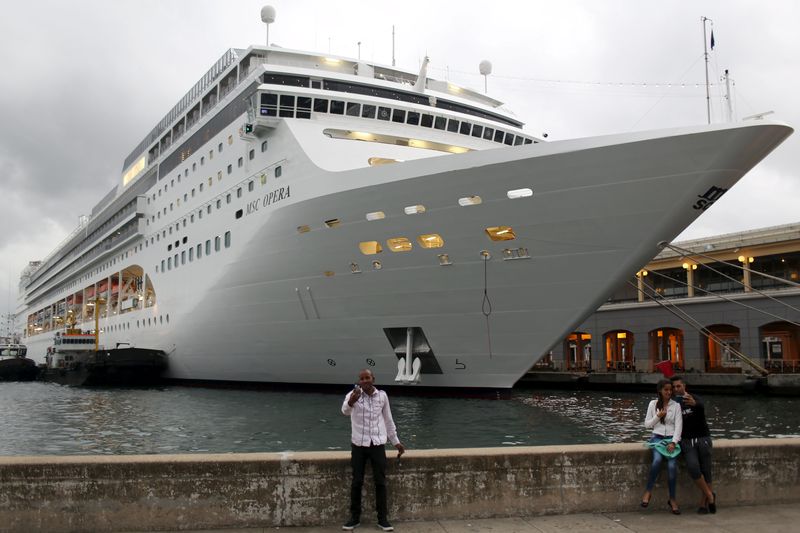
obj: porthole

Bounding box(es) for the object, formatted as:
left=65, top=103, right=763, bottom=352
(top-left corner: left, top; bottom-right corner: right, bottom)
left=386, top=237, right=412, bottom=252
left=458, top=196, right=482, bottom=206
left=404, top=205, right=426, bottom=215
left=417, top=234, right=444, bottom=249
left=507, top=188, right=533, bottom=199
left=372, top=260, right=382, bottom=270
left=485, top=226, right=516, bottom=241
left=366, top=211, right=385, bottom=221
left=359, top=241, right=383, bottom=255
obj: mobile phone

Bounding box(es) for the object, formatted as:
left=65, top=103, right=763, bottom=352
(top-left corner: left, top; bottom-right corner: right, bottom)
left=353, top=384, right=361, bottom=391
left=673, top=395, right=684, bottom=403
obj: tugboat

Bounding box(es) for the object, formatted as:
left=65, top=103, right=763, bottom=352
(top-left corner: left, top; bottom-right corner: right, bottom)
left=0, top=336, right=38, bottom=381
left=41, top=324, right=168, bottom=386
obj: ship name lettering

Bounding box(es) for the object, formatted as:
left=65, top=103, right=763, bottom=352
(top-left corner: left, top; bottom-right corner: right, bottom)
left=261, top=185, right=291, bottom=208
left=692, top=185, right=728, bottom=211
left=246, top=200, right=260, bottom=215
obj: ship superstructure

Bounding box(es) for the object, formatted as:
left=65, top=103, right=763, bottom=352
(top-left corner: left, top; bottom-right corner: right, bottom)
left=17, top=37, right=792, bottom=389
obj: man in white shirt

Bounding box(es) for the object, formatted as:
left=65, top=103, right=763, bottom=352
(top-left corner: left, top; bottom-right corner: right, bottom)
left=341, top=369, right=406, bottom=531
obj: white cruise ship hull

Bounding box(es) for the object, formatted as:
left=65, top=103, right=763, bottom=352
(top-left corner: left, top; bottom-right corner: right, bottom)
left=23, top=120, right=792, bottom=389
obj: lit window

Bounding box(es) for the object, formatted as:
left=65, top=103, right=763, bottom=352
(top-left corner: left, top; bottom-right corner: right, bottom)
left=324, top=270, right=335, bottom=277
left=359, top=241, right=383, bottom=255
left=404, top=205, right=426, bottom=215
left=297, top=225, right=310, bottom=234
left=507, top=188, right=533, bottom=199
left=387, top=237, right=412, bottom=252
left=485, top=226, right=516, bottom=241
left=417, top=234, right=444, bottom=249
left=458, top=196, right=482, bottom=206
left=324, top=218, right=340, bottom=228
left=260, top=173, right=267, bottom=185
left=366, top=211, right=385, bottom=221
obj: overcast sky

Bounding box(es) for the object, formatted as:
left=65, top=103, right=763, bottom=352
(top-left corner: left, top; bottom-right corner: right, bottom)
left=1, top=0, right=798, bottom=322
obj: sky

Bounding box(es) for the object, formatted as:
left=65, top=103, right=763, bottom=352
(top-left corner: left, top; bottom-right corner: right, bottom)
left=1, top=0, right=799, bottom=323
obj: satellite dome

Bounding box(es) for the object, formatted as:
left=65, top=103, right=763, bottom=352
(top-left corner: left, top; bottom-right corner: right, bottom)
left=479, top=60, right=492, bottom=76
left=261, top=5, right=276, bottom=24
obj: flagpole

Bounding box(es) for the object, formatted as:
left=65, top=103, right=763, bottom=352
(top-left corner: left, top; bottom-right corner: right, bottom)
left=701, top=16, right=712, bottom=124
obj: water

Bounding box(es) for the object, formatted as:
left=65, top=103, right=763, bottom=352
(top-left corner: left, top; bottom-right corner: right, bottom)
left=1, top=382, right=799, bottom=455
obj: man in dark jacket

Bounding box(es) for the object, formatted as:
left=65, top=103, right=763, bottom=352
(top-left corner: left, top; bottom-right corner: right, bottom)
left=671, top=376, right=717, bottom=513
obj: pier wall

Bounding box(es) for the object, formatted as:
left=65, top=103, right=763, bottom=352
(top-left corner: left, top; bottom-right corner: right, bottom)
left=1, top=438, right=798, bottom=532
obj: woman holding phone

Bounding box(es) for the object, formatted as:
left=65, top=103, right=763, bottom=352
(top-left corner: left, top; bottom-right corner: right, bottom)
left=641, top=378, right=683, bottom=514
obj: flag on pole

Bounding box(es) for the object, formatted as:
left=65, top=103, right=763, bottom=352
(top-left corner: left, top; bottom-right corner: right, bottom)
left=710, top=30, right=715, bottom=50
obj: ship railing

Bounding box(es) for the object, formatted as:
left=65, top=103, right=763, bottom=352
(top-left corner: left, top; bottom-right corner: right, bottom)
left=28, top=216, right=92, bottom=277
left=766, top=360, right=800, bottom=373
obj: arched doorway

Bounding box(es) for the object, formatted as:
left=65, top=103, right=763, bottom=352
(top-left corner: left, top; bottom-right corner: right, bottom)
left=564, top=332, right=592, bottom=371
left=760, top=321, right=800, bottom=372
left=648, top=327, right=684, bottom=372
left=604, top=330, right=635, bottom=371
left=704, top=324, right=741, bottom=372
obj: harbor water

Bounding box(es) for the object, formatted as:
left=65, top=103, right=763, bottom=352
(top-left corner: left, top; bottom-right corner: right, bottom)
left=1, top=382, right=799, bottom=456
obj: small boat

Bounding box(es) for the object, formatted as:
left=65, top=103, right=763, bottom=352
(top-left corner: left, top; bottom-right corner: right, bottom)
left=0, top=337, right=38, bottom=381
left=40, top=329, right=168, bottom=386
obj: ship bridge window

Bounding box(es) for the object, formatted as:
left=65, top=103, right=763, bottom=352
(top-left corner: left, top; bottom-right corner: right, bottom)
left=472, top=125, right=484, bottom=138
left=392, top=109, right=406, bottom=123
left=420, top=114, right=433, bottom=127
left=514, top=136, right=524, bottom=146
left=377, top=107, right=391, bottom=120
left=406, top=111, right=420, bottom=125
left=459, top=122, right=471, bottom=135
left=362, top=104, right=376, bottom=118
left=297, top=97, right=312, bottom=119
left=346, top=102, right=361, bottom=117
left=447, top=119, right=460, bottom=133
left=261, top=93, right=278, bottom=116
left=483, top=127, right=494, bottom=140
left=504, top=133, right=514, bottom=146
left=494, top=130, right=504, bottom=143
left=434, top=117, right=447, bottom=130
left=279, top=95, right=295, bottom=118
left=314, top=98, right=329, bottom=113
left=330, top=100, right=345, bottom=114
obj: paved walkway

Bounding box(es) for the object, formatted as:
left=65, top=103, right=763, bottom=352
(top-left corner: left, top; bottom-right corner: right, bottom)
left=165, top=503, right=798, bottom=532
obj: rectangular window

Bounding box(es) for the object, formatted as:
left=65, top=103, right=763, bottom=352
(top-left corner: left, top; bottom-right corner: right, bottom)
left=471, top=125, right=484, bottom=137
left=494, top=129, right=504, bottom=143
left=261, top=140, right=268, bottom=153
left=200, top=156, right=205, bottom=165
left=189, top=247, right=194, bottom=262
left=199, top=183, right=204, bottom=192
left=226, top=193, right=231, bottom=204
left=296, top=96, right=312, bottom=119
left=227, top=164, right=232, bottom=175
left=504, top=132, right=514, bottom=145
left=346, top=102, right=361, bottom=116
left=361, top=104, right=376, bottom=118
left=249, top=149, right=255, bottom=160
left=261, top=93, right=278, bottom=116
left=237, top=187, right=242, bottom=198
left=313, top=98, right=329, bottom=113
left=447, top=119, right=460, bottom=132
left=224, top=231, right=231, bottom=248
left=330, top=100, right=345, bottom=114
left=174, top=253, right=179, bottom=267
left=196, top=243, right=202, bottom=259
left=434, top=116, right=446, bottom=130
left=181, top=251, right=186, bottom=265
left=459, top=122, right=472, bottom=135
left=207, top=205, right=211, bottom=214
left=406, top=111, right=420, bottom=125
left=161, top=259, right=165, bottom=271
left=377, top=107, right=391, bottom=121
left=215, top=236, right=221, bottom=251
left=217, top=171, right=222, bottom=181
left=275, top=165, right=282, bottom=178
left=238, top=157, right=243, bottom=168
left=205, top=240, right=211, bottom=255
left=392, top=109, right=406, bottom=123
left=167, top=257, right=172, bottom=270
left=248, top=181, right=254, bottom=192
left=279, top=95, right=295, bottom=118
left=420, top=114, right=433, bottom=127
left=218, top=142, right=223, bottom=153
left=216, top=199, right=222, bottom=209
left=235, top=209, right=243, bottom=219
left=483, top=127, right=494, bottom=140
left=514, top=135, right=524, bottom=146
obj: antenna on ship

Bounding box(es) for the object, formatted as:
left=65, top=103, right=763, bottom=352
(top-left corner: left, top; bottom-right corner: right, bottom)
left=479, top=60, right=492, bottom=94
left=392, top=25, right=396, bottom=66
left=701, top=16, right=713, bottom=124
left=261, top=5, right=276, bottom=47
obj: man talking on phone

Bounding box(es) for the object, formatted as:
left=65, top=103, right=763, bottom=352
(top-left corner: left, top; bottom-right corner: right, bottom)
left=341, top=369, right=406, bottom=531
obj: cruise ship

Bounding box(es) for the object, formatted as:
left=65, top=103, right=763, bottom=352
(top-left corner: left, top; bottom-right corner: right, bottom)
left=17, top=18, right=793, bottom=389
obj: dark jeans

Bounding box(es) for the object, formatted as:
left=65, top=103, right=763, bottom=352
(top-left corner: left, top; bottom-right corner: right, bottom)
left=645, top=434, right=678, bottom=499
left=350, top=443, right=388, bottom=521
left=681, top=436, right=713, bottom=483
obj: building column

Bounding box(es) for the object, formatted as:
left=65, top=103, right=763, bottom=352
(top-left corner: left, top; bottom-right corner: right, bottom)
left=637, top=270, right=647, bottom=302
left=739, top=256, right=754, bottom=292
left=683, top=262, right=697, bottom=297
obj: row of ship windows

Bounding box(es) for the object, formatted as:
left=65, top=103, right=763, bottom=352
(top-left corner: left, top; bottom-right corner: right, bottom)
left=104, top=314, right=170, bottom=333
left=156, top=232, right=232, bottom=273
left=148, top=140, right=276, bottom=217
left=260, top=93, right=535, bottom=147
left=296, top=188, right=533, bottom=234
left=356, top=226, right=517, bottom=255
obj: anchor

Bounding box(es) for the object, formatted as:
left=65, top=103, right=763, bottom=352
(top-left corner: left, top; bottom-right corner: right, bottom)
left=395, top=327, right=422, bottom=384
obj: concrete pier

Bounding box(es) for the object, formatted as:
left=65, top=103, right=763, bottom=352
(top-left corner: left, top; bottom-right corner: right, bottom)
left=1, top=439, right=798, bottom=532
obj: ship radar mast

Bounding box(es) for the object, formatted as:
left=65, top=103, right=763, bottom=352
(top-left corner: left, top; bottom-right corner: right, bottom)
left=479, top=60, right=492, bottom=94
left=261, top=5, right=276, bottom=47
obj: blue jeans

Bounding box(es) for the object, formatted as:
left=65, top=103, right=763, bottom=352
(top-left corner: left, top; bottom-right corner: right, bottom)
left=645, top=434, right=677, bottom=499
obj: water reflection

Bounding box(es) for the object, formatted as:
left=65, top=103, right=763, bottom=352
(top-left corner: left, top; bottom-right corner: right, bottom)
left=0, top=383, right=798, bottom=455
